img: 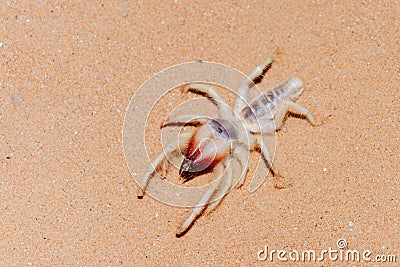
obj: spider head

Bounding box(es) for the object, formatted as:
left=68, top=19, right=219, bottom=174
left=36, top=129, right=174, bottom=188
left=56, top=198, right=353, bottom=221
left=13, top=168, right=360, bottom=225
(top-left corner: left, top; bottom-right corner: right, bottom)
left=179, top=119, right=236, bottom=181
left=285, top=77, right=304, bottom=102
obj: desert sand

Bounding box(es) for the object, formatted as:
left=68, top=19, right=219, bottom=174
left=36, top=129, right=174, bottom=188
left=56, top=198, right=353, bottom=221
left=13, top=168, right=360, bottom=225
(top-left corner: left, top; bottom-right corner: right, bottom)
left=1, top=1, right=399, bottom=266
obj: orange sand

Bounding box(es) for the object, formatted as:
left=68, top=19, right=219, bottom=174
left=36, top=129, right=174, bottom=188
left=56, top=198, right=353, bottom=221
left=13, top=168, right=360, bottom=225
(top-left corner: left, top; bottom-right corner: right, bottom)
left=1, top=1, right=399, bottom=265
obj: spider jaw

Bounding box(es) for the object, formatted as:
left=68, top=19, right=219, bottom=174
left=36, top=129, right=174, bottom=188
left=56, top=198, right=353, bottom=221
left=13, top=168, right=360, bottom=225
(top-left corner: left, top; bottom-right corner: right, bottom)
left=179, top=125, right=230, bottom=181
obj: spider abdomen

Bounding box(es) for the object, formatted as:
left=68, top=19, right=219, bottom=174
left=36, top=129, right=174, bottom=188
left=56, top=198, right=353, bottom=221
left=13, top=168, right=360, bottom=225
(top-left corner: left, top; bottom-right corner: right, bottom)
left=241, top=85, right=284, bottom=121
left=241, top=77, right=304, bottom=122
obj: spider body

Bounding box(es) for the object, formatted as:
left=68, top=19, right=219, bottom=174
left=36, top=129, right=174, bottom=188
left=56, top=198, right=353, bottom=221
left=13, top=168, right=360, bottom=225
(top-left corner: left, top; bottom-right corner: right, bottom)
left=139, top=57, right=321, bottom=237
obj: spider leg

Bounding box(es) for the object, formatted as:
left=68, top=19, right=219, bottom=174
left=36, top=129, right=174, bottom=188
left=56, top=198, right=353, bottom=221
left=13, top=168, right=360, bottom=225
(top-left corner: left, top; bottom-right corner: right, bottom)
left=183, top=83, right=233, bottom=119
left=257, top=136, right=276, bottom=173
left=176, top=162, right=231, bottom=237
left=137, top=132, right=192, bottom=198
left=204, top=160, right=232, bottom=214
left=269, top=101, right=321, bottom=132
left=232, top=145, right=249, bottom=188
left=160, top=114, right=208, bottom=128
left=234, top=57, right=273, bottom=114
left=257, top=136, right=287, bottom=189
left=270, top=103, right=287, bottom=131
left=285, top=101, right=321, bottom=126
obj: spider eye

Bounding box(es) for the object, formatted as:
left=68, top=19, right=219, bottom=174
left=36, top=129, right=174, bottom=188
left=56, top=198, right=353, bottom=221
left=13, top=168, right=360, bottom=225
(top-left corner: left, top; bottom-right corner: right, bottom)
left=208, top=119, right=235, bottom=141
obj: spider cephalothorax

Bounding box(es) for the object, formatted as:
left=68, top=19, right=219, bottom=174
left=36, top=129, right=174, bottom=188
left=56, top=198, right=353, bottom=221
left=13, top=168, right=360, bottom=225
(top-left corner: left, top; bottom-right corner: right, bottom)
left=138, top=56, right=321, bottom=237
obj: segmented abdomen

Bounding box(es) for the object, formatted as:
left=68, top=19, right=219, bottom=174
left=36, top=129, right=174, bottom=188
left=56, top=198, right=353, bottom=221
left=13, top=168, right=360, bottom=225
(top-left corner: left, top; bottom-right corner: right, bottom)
left=241, top=84, right=284, bottom=121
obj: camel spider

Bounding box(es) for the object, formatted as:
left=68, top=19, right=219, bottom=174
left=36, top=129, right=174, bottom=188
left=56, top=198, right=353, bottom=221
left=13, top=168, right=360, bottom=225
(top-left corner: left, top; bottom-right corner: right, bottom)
left=138, top=57, right=321, bottom=237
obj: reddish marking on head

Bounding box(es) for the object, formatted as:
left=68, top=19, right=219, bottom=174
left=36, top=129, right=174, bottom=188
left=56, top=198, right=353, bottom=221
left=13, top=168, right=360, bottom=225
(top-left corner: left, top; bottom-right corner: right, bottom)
left=179, top=120, right=232, bottom=181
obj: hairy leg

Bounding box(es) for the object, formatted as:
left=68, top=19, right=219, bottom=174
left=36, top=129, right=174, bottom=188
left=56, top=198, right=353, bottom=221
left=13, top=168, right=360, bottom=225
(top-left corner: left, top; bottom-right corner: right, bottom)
left=234, top=57, right=273, bottom=114
left=138, top=132, right=192, bottom=198
left=204, top=161, right=232, bottom=214
left=183, top=83, right=233, bottom=119
left=176, top=164, right=227, bottom=237
left=160, top=114, right=208, bottom=128
left=257, top=136, right=288, bottom=189
left=285, top=101, right=321, bottom=126
left=233, top=145, right=249, bottom=188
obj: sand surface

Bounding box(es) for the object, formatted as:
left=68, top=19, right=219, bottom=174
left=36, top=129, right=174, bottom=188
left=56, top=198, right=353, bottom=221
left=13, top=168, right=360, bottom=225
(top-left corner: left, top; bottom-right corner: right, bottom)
left=1, top=1, right=399, bottom=266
